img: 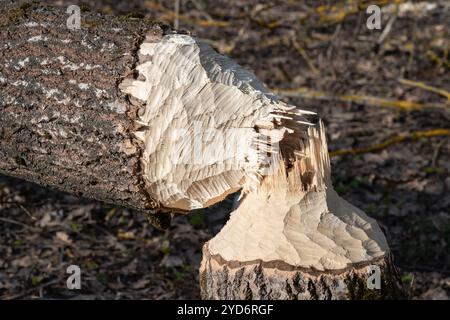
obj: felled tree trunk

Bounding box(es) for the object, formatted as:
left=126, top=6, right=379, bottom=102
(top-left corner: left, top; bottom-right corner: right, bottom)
left=1, top=2, right=404, bottom=299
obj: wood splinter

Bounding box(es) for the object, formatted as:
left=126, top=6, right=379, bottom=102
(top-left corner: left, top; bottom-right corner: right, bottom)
left=0, top=3, right=404, bottom=299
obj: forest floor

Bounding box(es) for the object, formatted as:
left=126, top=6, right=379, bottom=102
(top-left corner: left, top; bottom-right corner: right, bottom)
left=0, top=0, right=449, bottom=299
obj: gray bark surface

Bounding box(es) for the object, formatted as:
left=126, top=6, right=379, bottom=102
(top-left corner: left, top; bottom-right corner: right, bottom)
left=0, top=1, right=165, bottom=211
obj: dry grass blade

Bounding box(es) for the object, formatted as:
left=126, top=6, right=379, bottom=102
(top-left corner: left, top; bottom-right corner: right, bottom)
left=399, top=78, right=450, bottom=102
left=330, top=129, right=450, bottom=157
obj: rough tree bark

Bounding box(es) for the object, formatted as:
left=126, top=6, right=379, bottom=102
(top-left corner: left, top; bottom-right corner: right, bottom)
left=0, top=2, right=404, bottom=299
left=0, top=0, right=164, bottom=212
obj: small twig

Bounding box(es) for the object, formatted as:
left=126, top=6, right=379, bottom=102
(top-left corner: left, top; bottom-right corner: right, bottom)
left=274, top=86, right=449, bottom=111
left=147, top=1, right=229, bottom=28
left=1, top=279, right=60, bottom=300
left=399, top=78, right=450, bottom=102
left=0, top=217, right=38, bottom=231
left=0, top=200, right=37, bottom=220
left=292, top=36, right=320, bottom=76
left=409, top=273, right=415, bottom=298
left=377, top=6, right=397, bottom=45
left=330, top=129, right=450, bottom=157
left=339, top=94, right=424, bottom=110
left=18, top=203, right=37, bottom=221
left=221, top=26, right=246, bottom=55
left=397, top=264, right=450, bottom=276
left=273, top=86, right=332, bottom=100
left=431, top=138, right=447, bottom=167
left=189, top=0, right=213, bottom=21
left=326, top=23, right=342, bottom=60
left=174, top=0, right=180, bottom=30
left=249, top=3, right=280, bottom=30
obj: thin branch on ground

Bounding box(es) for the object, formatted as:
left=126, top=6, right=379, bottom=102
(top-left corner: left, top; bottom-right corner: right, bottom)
left=274, top=86, right=448, bottom=111
left=292, top=36, right=320, bottom=76
left=329, top=129, right=450, bottom=157
left=399, top=78, right=450, bottom=102
left=146, top=0, right=230, bottom=28
left=431, top=138, right=448, bottom=167
left=1, top=278, right=60, bottom=300
left=0, top=217, right=38, bottom=232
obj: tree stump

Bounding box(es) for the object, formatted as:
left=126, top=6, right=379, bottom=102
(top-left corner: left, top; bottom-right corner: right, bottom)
left=199, top=122, right=405, bottom=299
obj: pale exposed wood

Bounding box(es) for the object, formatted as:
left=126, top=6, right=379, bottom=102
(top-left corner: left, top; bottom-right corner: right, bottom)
left=200, top=121, right=405, bottom=299
left=118, top=33, right=316, bottom=211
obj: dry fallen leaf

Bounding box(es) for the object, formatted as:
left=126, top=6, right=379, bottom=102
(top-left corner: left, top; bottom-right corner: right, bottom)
left=55, top=231, right=72, bottom=245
